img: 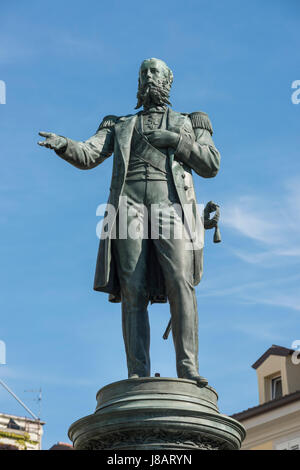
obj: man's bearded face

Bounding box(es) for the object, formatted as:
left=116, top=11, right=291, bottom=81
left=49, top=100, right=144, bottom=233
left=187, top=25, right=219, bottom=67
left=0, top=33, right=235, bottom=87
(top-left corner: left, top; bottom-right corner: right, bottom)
left=135, top=59, right=173, bottom=109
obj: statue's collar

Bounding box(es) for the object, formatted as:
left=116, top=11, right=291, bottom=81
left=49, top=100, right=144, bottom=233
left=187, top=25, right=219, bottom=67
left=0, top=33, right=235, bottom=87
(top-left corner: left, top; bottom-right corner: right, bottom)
left=140, top=105, right=167, bottom=114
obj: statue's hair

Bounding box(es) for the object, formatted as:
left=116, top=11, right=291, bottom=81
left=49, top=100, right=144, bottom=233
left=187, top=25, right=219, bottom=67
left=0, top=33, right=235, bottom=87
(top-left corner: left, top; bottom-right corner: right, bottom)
left=139, top=58, right=173, bottom=87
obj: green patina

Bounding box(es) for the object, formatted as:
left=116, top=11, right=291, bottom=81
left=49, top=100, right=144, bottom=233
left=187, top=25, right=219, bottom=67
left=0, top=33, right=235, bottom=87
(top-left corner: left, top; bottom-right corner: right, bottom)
left=37, top=58, right=222, bottom=387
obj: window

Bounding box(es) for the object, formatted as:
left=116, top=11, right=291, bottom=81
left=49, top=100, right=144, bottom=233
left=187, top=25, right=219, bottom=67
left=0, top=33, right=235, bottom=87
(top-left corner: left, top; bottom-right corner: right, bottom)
left=275, top=438, right=300, bottom=450
left=7, top=418, right=22, bottom=430
left=271, top=376, right=282, bottom=400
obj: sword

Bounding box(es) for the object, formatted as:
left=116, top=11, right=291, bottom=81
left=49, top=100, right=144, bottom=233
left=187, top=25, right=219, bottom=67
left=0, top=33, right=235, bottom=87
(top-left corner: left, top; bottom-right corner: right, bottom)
left=163, top=319, right=172, bottom=340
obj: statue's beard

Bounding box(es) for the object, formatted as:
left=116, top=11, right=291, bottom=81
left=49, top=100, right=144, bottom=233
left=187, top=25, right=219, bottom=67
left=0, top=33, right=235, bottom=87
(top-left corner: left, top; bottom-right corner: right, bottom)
left=135, top=79, right=172, bottom=109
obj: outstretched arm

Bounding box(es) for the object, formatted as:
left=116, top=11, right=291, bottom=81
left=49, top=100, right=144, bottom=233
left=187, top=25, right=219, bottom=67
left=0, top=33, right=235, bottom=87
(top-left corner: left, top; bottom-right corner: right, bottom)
left=38, top=115, right=117, bottom=170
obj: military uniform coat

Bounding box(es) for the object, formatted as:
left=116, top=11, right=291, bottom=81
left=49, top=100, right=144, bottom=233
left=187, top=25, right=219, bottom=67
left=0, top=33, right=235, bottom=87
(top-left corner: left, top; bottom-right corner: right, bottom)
left=57, top=108, right=220, bottom=303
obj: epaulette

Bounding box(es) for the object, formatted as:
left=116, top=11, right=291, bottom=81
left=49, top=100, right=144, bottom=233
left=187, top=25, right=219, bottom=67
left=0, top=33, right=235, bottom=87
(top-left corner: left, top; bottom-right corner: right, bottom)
left=116, top=114, right=134, bottom=122
left=97, top=115, right=119, bottom=131
left=189, top=111, right=213, bottom=135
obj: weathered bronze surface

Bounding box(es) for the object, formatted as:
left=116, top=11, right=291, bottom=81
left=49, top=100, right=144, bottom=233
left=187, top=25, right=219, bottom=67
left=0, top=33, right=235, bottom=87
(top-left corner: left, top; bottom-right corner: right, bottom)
left=68, top=377, right=245, bottom=450
left=38, top=58, right=220, bottom=385
left=39, top=58, right=246, bottom=450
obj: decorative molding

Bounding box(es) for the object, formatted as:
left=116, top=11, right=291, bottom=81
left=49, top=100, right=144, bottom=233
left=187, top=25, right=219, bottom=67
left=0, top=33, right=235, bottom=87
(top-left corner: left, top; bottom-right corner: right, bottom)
left=69, top=378, right=245, bottom=451
left=76, top=429, right=230, bottom=450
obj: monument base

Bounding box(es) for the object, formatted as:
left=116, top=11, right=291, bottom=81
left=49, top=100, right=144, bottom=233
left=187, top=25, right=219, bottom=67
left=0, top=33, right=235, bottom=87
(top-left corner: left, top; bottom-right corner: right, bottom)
left=68, top=377, right=245, bottom=450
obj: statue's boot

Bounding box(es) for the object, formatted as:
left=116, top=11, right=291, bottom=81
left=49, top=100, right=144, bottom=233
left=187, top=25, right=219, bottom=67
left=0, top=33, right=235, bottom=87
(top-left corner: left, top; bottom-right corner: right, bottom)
left=180, top=371, right=208, bottom=387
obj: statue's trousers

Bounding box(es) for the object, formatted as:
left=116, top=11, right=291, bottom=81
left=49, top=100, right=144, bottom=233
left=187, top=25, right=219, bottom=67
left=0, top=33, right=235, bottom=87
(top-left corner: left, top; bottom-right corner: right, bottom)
left=112, top=177, right=199, bottom=378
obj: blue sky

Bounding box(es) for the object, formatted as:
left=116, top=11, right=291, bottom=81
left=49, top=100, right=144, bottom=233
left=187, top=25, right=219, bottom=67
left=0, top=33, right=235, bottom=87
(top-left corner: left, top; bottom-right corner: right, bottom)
left=0, top=0, right=300, bottom=449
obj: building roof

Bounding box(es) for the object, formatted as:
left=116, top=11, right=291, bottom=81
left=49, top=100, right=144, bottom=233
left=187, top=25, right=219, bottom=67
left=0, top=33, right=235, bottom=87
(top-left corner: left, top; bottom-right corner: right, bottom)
left=251, top=344, right=295, bottom=370
left=231, top=390, right=300, bottom=421
left=0, top=412, right=45, bottom=426
left=49, top=442, right=74, bottom=450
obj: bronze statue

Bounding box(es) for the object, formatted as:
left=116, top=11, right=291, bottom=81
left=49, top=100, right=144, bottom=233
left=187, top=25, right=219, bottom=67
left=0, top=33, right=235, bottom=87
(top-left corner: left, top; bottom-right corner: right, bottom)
left=38, top=58, right=221, bottom=387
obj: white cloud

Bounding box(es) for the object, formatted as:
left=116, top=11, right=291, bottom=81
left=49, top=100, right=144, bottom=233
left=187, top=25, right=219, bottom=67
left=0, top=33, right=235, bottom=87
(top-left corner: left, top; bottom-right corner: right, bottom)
left=233, top=322, right=288, bottom=342
left=222, top=198, right=281, bottom=244
left=199, top=273, right=300, bottom=313
left=232, top=247, right=300, bottom=265
left=222, top=179, right=300, bottom=263
left=247, top=293, right=300, bottom=312
left=277, top=248, right=300, bottom=257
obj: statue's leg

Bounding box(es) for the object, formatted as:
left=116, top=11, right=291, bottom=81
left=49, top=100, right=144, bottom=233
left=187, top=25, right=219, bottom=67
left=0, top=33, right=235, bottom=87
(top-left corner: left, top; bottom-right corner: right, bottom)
left=147, top=179, right=206, bottom=386
left=156, top=243, right=201, bottom=382
left=112, top=181, right=150, bottom=378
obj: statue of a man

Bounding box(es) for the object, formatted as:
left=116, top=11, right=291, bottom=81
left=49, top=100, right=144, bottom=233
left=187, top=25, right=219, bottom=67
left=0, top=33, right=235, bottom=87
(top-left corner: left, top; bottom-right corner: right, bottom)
left=38, top=58, right=220, bottom=386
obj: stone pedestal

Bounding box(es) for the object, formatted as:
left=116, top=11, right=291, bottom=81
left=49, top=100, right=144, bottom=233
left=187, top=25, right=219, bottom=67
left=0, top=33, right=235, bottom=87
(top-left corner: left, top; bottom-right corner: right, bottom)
left=68, top=377, right=245, bottom=450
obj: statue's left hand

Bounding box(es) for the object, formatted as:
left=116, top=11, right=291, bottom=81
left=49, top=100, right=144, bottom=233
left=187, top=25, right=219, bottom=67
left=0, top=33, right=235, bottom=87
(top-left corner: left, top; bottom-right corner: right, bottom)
left=145, top=130, right=180, bottom=149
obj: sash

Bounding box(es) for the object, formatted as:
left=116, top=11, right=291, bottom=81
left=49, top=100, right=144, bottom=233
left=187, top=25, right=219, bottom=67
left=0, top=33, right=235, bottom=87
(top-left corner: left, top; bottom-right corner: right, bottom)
left=131, top=125, right=168, bottom=174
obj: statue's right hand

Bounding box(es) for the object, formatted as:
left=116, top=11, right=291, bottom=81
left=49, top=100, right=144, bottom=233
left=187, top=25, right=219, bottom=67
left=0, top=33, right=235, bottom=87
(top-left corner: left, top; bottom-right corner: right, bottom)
left=38, top=132, right=67, bottom=151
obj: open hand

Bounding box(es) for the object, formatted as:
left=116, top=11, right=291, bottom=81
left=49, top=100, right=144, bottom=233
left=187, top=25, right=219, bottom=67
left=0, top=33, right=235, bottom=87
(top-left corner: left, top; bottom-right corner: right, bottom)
left=144, top=130, right=180, bottom=149
left=38, top=132, right=67, bottom=151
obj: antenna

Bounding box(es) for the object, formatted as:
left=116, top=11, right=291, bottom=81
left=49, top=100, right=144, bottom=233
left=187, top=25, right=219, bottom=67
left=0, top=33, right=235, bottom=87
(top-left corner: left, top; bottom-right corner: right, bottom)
left=0, top=378, right=38, bottom=420
left=24, top=388, right=42, bottom=419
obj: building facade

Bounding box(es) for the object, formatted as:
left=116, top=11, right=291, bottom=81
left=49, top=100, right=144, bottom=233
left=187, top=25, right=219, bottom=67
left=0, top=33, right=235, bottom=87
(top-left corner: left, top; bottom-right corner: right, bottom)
left=232, top=345, right=300, bottom=450
left=0, top=412, right=44, bottom=450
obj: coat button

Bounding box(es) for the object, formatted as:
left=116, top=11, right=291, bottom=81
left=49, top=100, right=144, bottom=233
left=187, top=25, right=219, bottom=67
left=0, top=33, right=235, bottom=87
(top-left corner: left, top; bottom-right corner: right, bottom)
left=184, top=186, right=189, bottom=191
left=181, top=174, right=185, bottom=178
